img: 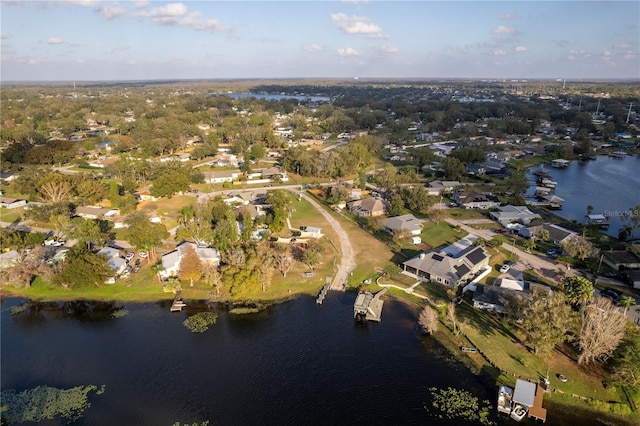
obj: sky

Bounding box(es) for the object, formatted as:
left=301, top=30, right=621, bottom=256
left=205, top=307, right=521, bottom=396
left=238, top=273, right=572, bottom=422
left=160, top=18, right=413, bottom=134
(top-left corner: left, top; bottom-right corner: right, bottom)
left=1, top=0, right=639, bottom=82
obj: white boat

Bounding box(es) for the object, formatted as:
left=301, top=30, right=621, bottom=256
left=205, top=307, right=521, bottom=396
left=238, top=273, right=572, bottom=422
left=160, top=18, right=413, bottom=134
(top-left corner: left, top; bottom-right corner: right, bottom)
left=497, top=386, right=513, bottom=414
left=510, top=403, right=528, bottom=421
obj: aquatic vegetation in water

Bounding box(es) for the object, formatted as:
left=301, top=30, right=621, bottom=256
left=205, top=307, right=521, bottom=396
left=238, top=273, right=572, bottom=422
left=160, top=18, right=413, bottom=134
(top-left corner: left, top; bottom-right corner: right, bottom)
left=2, top=384, right=105, bottom=423
left=111, top=308, right=129, bottom=318
left=427, top=387, right=495, bottom=426
left=9, top=304, right=28, bottom=315
left=183, top=312, right=218, bottom=333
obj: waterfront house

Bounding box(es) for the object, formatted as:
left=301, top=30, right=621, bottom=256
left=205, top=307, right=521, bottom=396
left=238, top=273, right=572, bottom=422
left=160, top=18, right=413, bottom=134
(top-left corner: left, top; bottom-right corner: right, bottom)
left=383, top=214, right=424, bottom=236
left=490, top=205, right=541, bottom=225
left=159, top=242, right=221, bottom=280
left=403, top=245, right=489, bottom=287
left=603, top=245, right=640, bottom=271
left=97, top=247, right=127, bottom=277
left=519, top=223, right=577, bottom=245
left=472, top=284, right=522, bottom=314
left=451, top=191, right=501, bottom=209
left=551, top=158, right=571, bottom=168
left=296, top=226, right=323, bottom=239
left=347, top=197, right=389, bottom=217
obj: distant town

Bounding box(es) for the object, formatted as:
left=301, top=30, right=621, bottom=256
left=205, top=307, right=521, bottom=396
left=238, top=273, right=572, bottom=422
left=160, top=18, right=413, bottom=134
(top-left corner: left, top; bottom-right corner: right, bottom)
left=1, top=79, right=640, bottom=424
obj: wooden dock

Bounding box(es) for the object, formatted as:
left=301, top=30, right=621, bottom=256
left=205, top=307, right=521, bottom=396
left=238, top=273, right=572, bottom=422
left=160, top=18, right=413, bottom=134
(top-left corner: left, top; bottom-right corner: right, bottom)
left=528, top=384, right=547, bottom=423
left=316, top=277, right=332, bottom=304
left=170, top=289, right=186, bottom=312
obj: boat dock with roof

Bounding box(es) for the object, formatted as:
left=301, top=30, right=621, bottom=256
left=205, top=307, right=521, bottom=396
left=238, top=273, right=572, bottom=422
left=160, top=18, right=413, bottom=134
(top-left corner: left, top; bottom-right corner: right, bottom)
left=353, top=288, right=387, bottom=322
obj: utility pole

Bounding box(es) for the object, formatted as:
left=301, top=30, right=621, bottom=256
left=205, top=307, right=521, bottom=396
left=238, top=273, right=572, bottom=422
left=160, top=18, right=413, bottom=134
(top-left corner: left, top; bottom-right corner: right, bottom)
left=626, top=103, right=633, bottom=124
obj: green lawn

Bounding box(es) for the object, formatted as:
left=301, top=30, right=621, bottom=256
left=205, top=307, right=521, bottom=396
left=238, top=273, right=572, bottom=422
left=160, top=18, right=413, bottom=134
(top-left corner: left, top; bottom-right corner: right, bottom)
left=420, top=221, right=467, bottom=249
left=0, top=209, right=23, bottom=223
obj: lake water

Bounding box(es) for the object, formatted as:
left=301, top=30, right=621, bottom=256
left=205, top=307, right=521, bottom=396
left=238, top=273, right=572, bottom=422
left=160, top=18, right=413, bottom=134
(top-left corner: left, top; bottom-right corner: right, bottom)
left=207, top=93, right=332, bottom=102
left=527, top=155, right=640, bottom=237
left=0, top=295, right=625, bottom=425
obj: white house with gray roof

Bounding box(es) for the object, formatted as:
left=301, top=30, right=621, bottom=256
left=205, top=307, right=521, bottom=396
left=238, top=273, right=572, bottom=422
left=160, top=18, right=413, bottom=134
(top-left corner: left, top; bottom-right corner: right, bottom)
left=383, top=214, right=424, bottom=236
left=159, top=242, right=221, bottom=279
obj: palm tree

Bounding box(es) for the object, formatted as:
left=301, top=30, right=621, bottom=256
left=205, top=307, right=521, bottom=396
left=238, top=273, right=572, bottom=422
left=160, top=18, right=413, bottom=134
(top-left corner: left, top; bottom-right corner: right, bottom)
left=618, top=295, right=636, bottom=316
left=586, top=205, right=594, bottom=216
left=563, top=276, right=594, bottom=311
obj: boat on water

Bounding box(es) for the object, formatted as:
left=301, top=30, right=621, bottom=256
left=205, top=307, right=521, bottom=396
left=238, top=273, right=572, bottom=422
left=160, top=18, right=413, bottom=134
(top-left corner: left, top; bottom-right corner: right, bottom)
left=497, top=386, right=513, bottom=414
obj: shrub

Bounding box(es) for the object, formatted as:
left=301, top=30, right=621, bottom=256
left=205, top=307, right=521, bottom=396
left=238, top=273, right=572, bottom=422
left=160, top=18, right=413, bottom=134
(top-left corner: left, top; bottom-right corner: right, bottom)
left=183, top=312, right=218, bottom=333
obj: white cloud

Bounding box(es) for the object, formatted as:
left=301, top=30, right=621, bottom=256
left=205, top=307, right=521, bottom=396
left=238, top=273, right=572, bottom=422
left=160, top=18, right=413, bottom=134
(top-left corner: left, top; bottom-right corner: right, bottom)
left=336, top=47, right=361, bottom=57
left=493, top=49, right=507, bottom=56
left=132, top=0, right=149, bottom=8
left=371, top=44, right=398, bottom=55
left=1, top=33, right=12, bottom=40
left=568, top=49, right=590, bottom=60
left=331, top=13, right=384, bottom=37
left=491, top=25, right=516, bottom=35
left=111, top=45, right=130, bottom=52
left=303, top=44, right=323, bottom=52
left=499, top=13, right=519, bottom=20
left=47, top=37, right=64, bottom=45
left=515, top=46, right=528, bottom=52
left=99, top=5, right=127, bottom=19
left=134, top=3, right=228, bottom=33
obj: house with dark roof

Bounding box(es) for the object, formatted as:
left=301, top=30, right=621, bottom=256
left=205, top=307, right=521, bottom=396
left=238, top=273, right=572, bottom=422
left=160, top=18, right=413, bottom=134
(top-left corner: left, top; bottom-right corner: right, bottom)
left=0, top=197, right=27, bottom=209
left=347, top=197, right=389, bottom=217
left=603, top=245, right=640, bottom=271
left=402, top=245, right=489, bottom=287
left=519, top=223, right=577, bottom=244
left=451, top=191, right=500, bottom=209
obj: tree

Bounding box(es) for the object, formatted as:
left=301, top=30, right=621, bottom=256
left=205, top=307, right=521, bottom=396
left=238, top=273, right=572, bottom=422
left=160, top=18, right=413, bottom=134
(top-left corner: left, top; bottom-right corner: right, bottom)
left=440, top=157, right=465, bottom=180
left=586, top=205, right=594, bottom=216
left=610, top=324, right=640, bottom=387
left=504, top=167, right=529, bottom=195
left=419, top=305, right=439, bottom=335
left=75, top=178, right=108, bottom=205
left=201, top=263, right=222, bottom=297
left=538, top=228, right=550, bottom=243
left=179, top=244, right=203, bottom=287
left=388, top=194, right=405, bottom=217
left=447, top=302, right=459, bottom=335
left=519, top=287, right=574, bottom=356
left=275, top=247, right=294, bottom=277
left=301, top=241, right=323, bottom=270
left=618, top=295, right=636, bottom=316
left=578, top=297, right=626, bottom=365
left=561, top=235, right=597, bottom=260
left=37, top=174, right=72, bottom=202
left=53, top=248, right=113, bottom=288
left=124, top=212, right=169, bottom=258
left=563, top=276, right=594, bottom=311
left=265, top=190, right=290, bottom=232
left=623, top=205, right=640, bottom=241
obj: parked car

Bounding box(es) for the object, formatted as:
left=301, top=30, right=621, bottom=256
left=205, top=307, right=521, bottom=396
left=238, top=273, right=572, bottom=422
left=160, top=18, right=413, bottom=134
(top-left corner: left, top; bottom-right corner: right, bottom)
left=138, top=251, right=148, bottom=258
left=495, top=229, right=509, bottom=234
left=499, top=264, right=511, bottom=274
left=600, top=289, right=620, bottom=303
left=125, top=252, right=135, bottom=261
left=134, top=259, right=141, bottom=267
left=546, top=249, right=560, bottom=256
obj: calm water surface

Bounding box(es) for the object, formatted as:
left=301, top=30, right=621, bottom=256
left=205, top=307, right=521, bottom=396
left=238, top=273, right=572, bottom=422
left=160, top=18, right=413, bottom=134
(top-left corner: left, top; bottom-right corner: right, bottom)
left=528, top=155, right=640, bottom=237
left=2, top=294, right=488, bottom=425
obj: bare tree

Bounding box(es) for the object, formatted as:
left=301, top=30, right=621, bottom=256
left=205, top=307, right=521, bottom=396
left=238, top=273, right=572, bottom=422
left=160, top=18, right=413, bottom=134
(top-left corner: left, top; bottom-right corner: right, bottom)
left=419, top=305, right=439, bottom=335
left=447, top=302, right=458, bottom=335
left=38, top=179, right=72, bottom=202
left=578, top=297, right=627, bottom=365
left=275, top=251, right=294, bottom=277
left=201, top=263, right=221, bottom=297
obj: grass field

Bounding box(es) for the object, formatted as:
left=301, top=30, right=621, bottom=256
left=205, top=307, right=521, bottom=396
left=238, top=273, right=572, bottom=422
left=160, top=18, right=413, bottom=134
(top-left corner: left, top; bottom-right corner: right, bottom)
left=0, top=209, right=23, bottom=223
left=420, top=221, right=467, bottom=249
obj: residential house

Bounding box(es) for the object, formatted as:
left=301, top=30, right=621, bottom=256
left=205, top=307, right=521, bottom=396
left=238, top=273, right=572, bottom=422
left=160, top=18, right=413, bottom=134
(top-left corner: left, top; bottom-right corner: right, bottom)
left=425, top=180, right=460, bottom=196
left=97, top=247, right=127, bottom=276
left=0, top=197, right=27, bottom=209
left=0, top=171, right=17, bottom=182
left=519, top=223, right=577, bottom=245
left=75, top=206, right=119, bottom=220
left=204, top=170, right=241, bottom=184
left=347, top=198, right=389, bottom=218
left=490, top=205, right=541, bottom=225
left=402, top=245, right=489, bottom=287
left=159, top=242, right=221, bottom=279
left=383, top=214, right=424, bottom=236
left=472, top=285, right=521, bottom=314
left=624, top=270, right=640, bottom=289
left=603, top=245, right=640, bottom=271
left=451, top=191, right=501, bottom=209
left=348, top=188, right=363, bottom=201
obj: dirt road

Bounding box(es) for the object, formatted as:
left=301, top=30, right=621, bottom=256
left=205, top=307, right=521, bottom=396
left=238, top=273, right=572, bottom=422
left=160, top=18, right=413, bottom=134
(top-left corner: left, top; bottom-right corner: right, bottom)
left=299, top=193, right=355, bottom=291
